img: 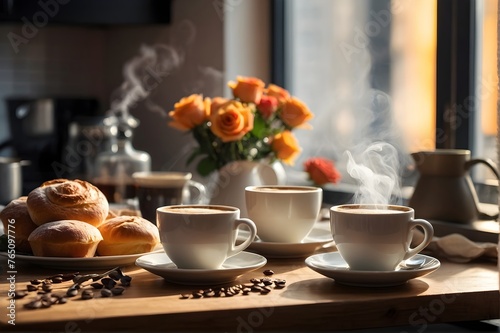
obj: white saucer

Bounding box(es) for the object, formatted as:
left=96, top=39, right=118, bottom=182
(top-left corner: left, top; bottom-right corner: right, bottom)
left=135, top=251, right=267, bottom=285
left=241, top=221, right=334, bottom=258
left=305, top=252, right=440, bottom=287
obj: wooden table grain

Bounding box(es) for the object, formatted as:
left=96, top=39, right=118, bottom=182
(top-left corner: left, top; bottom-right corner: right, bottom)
left=1, top=252, right=498, bottom=332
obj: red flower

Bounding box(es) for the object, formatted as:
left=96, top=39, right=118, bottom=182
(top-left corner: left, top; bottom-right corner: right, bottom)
left=304, top=157, right=341, bottom=186
left=257, top=95, right=278, bottom=119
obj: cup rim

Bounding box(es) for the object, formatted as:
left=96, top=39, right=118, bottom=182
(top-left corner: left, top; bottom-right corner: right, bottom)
left=245, top=185, right=321, bottom=193
left=132, top=171, right=192, bottom=186
left=157, top=204, right=239, bottom=214
left=330, top=204, right=412, bottom=214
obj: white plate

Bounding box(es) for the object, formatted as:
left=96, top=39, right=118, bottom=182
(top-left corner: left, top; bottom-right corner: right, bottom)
left=0, top=248, right=163, bottom=271
left=241, top=221, right=334, bottom=258
left=305, top=252, right=440, bottom=287
left=135, top=251, right=267, bottom=285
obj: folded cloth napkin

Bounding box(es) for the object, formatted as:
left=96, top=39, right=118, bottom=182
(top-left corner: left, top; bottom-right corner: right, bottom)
left=412, top=230, right=498, bottom=263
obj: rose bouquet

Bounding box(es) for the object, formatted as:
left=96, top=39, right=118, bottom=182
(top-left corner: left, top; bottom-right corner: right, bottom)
left=168, top=76, right=313, bottom=176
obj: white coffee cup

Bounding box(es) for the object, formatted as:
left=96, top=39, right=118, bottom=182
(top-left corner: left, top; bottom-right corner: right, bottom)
left=245, top=185, right=322, bottom=243
left=330, top=204, right=434, bottom=271
left=156, top=205, right=257, bottom=269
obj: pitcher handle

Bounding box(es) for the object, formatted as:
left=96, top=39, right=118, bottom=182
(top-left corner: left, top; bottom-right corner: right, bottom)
left=464, top=158, right=500, bottom=220
left=257, top=162, right=287, bottom=185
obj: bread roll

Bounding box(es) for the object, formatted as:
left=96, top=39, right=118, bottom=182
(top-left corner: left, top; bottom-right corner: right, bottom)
left=27, top=179, right=109, bottom=227
left=97, top=216, right=160, bottom=256
left=0, top=197, right=37, bottom=253
left=28, top=220, right=103, bottom=257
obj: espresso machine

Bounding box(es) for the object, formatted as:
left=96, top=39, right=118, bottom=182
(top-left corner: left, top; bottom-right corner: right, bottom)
left=1, top=97, right=102, bottom=194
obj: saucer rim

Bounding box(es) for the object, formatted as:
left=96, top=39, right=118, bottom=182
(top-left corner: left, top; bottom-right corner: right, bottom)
left=304, top=252, right=441, bottom=287
left=135, top=251, right=267, bottom=285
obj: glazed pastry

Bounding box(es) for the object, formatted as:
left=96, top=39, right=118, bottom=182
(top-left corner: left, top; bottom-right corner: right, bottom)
left=97, top=215, right=159, bottom=256
left=27, top=179, right=109, bottom=227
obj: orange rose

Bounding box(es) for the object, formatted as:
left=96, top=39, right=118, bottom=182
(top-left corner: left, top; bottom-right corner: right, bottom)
left=280, top=97, right=313, bottom=128
left=304, top=157, right=341, bottom=186
left=257, top=95, right=278, bottom=119
left=168, top=94, right=210, bottom=130
left=210, top=97, right=229, bottom=115
left=266, top=84, right=290, bottom=105
left=271, top=130, right=301, bottom=165
left=210, top=101, right=254, bottom=142
left=228, top=76, right=265, bottom=104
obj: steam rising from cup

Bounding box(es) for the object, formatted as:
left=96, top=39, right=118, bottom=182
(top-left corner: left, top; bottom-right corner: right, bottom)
left=110, top=44, right=183, bottom=119
left=346, top=142, right=402, bottom=206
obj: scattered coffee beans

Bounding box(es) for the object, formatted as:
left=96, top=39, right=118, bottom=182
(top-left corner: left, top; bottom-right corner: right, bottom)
left=179, top=269, right=286, bottom=300
left=21, top=267, right=132, bottom=310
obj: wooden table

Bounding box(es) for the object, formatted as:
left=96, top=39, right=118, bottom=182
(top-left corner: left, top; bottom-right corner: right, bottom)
left=1, top=251, right=499, bottom=332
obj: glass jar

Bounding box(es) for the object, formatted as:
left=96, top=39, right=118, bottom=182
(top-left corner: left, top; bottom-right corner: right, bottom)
left=93, top=115, right=151, bottom=204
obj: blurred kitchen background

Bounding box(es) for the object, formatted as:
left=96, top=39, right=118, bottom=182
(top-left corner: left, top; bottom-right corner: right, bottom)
left=0, top=0, right=498, bottom=204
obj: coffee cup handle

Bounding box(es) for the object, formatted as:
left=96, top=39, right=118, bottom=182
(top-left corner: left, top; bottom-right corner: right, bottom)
left=184, top=180, right=208, bottom=204
left=404, top=219, right=434, bottom=260
left=229, top=218, right=257, bottom=258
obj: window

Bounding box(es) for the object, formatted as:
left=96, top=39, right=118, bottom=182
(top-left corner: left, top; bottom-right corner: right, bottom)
left=274, top=0, right=498, bottom=189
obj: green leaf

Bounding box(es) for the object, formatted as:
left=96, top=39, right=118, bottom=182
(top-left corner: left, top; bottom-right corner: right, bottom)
left=197, top=157, right=218, bottom=177
left=251, top=113, right=268, bottom=139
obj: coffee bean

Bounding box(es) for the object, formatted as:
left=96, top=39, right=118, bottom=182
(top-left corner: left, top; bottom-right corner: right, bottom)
left=262, top=278, right=273, bottom=286
left=40, top=298, right=52, bottom=308
left=58, top=297, right=68, bottom=304
left=192, top=292, right=203, bottom=299
left=250, top=278, right=261, bottom=284
left=260, top=287, right=271, bottom=294
left=81, top=289, right=94, bottom=300
left=66, top=287, right=78, bottom=297
left=51, top=276, right=63, bottom=284
left=24, top=300, right=42, bottom=310
left=120, top=275, right=132, bottom=286
left=30, top=279, right=42, bottom=285
left=14, top=291, right=28, bottom=299
left=27, top=284, right=38, bottom=292
left=91, top=282, right=104, bottom=289
left=101, top=277, right=117, bottom=289
left=180, top=294, right=191, bottom=299
left=251, top=285, right=263, bottom=292
left=111, top=287, right=125, bottom=296
left=101, top=288, right=112, bottom=297
left=42, top=284, right=53, bottom=292
left=108, top=271, right=122, bottom=281
left=263, top=269, right=274, bottom=276
left=61, top=273, right=78, bottom=281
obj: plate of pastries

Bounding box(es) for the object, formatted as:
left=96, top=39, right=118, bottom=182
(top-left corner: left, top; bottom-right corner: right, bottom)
left=0, top=179, right=161, bottom=270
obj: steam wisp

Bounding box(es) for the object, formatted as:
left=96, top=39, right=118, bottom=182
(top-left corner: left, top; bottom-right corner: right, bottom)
left=110, top=44, right=183, bottom=119
left=346, top=142, right=401, bottom=207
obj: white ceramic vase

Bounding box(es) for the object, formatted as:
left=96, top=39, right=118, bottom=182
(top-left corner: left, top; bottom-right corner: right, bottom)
left=208, top=160, right=286, bottom=217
